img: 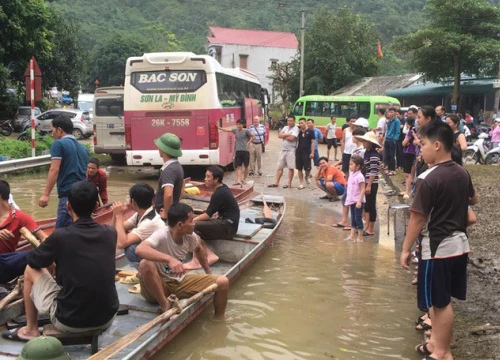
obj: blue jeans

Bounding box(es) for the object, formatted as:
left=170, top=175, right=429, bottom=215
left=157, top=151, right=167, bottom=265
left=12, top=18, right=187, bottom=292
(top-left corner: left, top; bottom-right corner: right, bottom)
left=313, top=148, right=320, bottom=167
left=350, top=203, right=364, bottom=230
left=124, top=243, right=141, bottom=268
left=0, top=251, right=30, bottom=283
left=55, top=196, right=73, bottom=229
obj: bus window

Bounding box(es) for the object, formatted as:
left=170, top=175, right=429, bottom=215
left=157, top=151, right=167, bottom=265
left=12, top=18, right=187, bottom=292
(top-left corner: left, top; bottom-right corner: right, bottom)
left=321, top=101, right=335, bottom=117
left=293, top=102, right=304, bottom=116
left=305, top=101, right=322, bottom=116
left=337, top=102, right=369, bottom=118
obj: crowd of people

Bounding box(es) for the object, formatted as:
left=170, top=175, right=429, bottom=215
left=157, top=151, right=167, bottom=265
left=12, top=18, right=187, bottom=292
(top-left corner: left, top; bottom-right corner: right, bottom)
left=264, top=106, right=478, bottom=360
left=0, top=107, right=483, bottom=360
left=1, top=114, right=234, bottom=343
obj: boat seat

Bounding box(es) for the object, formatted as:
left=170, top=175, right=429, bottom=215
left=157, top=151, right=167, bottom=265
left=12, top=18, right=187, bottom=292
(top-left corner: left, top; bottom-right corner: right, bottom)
left=42, top=324, right=103, bottom=354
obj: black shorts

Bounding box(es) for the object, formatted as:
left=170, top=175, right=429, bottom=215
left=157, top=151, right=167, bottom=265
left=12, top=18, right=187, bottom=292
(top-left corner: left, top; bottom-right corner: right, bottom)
left=234, top=151, right=249, bottom=167
left=327, top=138, right=337, bottom=149
left=194, top=219, right=236, bottom=240
left=295, top=151, right=312, bottom=171
left=417, top=254, right=468, bottom=311
left=402, top=153, right=416, bottom=174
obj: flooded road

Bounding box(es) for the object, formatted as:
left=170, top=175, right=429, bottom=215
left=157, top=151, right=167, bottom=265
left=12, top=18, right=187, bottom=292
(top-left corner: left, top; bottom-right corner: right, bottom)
left=3, top=134, right=422, bottom=359
left=154, top=198, right=421, bottom=360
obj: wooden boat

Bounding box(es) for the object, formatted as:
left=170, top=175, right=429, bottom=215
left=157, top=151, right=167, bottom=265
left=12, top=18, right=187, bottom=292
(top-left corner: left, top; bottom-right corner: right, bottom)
left=0, top=194, right=285, bottom=359
left=15, top=181, right=254, bottom=252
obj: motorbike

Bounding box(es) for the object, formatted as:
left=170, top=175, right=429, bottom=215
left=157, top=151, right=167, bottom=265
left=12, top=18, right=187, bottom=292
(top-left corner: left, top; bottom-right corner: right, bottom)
left=0, top=119, right=14, bottom=136
left=467, top=121, right=491, bottom=140
left=463, top=133, right=492, bottom=164
left=485, top=145, right=500, bottom=165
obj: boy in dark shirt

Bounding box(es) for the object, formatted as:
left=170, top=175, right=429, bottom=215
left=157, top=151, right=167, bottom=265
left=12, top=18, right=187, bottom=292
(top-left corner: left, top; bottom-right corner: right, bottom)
left=295, top=118, right=315, bottom=189
left=400, top=121, right=477, bottom=360
left=2, top=181, right=119, bottom=342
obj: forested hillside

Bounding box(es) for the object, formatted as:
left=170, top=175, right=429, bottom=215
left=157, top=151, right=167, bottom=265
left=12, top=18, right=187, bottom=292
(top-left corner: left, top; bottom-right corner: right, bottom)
left=46, top=0, right=499, bottom=89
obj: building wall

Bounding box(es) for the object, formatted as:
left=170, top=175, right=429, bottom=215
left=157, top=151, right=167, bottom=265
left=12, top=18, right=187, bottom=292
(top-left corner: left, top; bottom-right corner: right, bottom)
left=208, top=44, right=297, bottom=103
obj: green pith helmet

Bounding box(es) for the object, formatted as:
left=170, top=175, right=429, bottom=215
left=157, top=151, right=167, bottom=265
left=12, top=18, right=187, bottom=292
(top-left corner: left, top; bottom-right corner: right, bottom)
left=16, top=336, right=70, bottom=360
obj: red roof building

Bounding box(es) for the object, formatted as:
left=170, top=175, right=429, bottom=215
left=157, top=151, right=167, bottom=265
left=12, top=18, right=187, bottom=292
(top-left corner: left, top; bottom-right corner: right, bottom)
left=206, top=27, right=298, bottom=103
left=207, top=27, right=298, bottom=49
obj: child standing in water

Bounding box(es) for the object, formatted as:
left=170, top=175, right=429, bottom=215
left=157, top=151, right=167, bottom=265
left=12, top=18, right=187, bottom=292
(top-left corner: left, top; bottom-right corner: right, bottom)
left=345, top=155, right=366, bottom=242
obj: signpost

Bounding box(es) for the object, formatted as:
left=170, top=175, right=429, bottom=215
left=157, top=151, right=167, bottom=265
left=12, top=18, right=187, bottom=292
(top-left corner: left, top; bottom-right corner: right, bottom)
left=24, top=57, right=42, bottom=157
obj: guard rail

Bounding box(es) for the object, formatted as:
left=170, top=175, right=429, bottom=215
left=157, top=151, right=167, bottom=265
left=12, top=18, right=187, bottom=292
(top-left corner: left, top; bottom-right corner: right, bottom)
left=0, top=155, right=51, bottom=174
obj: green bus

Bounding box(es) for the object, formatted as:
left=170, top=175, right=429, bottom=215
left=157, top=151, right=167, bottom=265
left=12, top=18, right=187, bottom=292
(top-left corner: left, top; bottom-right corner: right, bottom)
left=292, top=95, right=400, bottom=138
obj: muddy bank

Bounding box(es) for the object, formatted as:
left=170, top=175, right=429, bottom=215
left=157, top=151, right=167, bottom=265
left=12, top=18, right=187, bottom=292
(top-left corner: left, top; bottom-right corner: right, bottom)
left=387, top=165, right=500, bottom=359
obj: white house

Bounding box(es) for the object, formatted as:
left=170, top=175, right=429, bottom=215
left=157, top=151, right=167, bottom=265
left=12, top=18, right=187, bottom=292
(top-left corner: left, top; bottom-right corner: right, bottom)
left=206, top=26, right=298, bottom=103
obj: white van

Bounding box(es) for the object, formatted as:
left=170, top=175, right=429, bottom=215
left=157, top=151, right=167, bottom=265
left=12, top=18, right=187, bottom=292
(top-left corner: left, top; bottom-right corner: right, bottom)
left=93, top=87, right=125, bottom=161
left=77, top=93, right=95, bottom=119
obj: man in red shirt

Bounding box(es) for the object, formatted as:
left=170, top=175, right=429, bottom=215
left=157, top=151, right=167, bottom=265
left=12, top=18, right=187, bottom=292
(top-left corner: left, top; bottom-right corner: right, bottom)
left=86, top=158, right=108, bottom=207
left=315, top=157, right=346, bottom=201
left=0, top=180, right=47, bottom=284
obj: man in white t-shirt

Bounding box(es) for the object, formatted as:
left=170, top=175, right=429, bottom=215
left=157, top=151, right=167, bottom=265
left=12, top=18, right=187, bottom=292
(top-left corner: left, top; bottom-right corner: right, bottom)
left=112, top=183, right=164, bottom=266
left=376, top=108, right=387, bottom=144
left=268, top=115, right=299, bottom=188
left=326, top=116, right=338, bottom=161
left=136, top=203, right=229, bottom=319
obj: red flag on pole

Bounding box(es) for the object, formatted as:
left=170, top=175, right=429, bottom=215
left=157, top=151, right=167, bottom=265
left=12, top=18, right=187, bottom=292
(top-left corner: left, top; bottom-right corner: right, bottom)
left=377, top=40, right=384, bottom=59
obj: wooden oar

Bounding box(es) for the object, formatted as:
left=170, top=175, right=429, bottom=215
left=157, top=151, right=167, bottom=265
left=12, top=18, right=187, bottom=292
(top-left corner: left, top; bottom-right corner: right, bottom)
left=88, top=283, right=218, bottom=360
left=19, top=227, right=41, bottom=248
left=261, top=193, right=273, bottom=219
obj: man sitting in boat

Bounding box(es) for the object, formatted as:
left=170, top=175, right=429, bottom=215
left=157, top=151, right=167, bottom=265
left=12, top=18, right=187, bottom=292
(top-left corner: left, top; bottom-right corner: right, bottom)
left=136, top=203, right=229, bottom=319
left=112, top=183, right=164, bottom=266
left=2, top=181, right=119, bottom=342
left=194, top=166, right=240, bottom=241
left=0, top=180, right=47, bottom=285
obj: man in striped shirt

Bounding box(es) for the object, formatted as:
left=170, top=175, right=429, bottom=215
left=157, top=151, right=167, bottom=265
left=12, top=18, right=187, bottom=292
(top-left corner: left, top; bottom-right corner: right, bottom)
left=248, top=116, right=266, bottom=176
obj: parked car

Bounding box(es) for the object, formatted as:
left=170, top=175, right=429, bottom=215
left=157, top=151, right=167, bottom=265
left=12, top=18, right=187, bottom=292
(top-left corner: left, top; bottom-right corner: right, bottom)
left=21, top=108, right=93, bottom=139
left=13, top=106, right=41, bottom=131
left=61, top=94, right=73, bottom=104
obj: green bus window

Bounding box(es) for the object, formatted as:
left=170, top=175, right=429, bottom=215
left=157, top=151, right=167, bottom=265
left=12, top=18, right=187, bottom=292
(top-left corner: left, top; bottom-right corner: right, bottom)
left=293, top=102, right=304, bottom=116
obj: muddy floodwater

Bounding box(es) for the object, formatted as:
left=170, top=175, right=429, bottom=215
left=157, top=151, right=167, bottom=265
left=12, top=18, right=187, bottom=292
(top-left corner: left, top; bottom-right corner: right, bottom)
left=4, top=136, right=426, bottom=359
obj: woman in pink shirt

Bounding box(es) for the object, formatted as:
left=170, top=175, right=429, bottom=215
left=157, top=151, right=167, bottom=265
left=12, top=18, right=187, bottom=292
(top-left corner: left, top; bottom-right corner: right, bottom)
left=345, top=155, right=366, bottom=242
left=490, top=118, right=500, bottom=148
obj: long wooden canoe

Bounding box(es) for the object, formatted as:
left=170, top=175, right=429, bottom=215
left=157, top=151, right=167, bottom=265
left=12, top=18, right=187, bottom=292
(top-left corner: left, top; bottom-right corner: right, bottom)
left=0, top=194, right=285, bottom=359
left=15, top=181, right=254, bottom=252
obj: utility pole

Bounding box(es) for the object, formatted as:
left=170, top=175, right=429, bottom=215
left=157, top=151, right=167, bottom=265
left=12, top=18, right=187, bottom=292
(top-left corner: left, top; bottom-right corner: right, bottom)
left=299, top=9, right=306, bottom=97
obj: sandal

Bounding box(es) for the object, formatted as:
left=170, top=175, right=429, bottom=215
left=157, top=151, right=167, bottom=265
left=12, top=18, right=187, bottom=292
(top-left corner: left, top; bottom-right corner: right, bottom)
left=298, top=185, right=304, bottom=190
left=415, top=343, right=432, bottom=356
left=415, top=319, right=432, bottom=331
left=319, top=195, right=330, bottom=199
left=283, top=184, right=290, bottom=188
left=343, top=226, right=352, bottom=231
left=128, top=284, right=141, bottom=294
left=411, top=277, right=418, bottom=285
left=267, top=184, right=279, bottom=188
left=332, top=223, right=347, bottom=228
left=233, top=182, right=242, bottom=186
left=329, top=197, right=339, bottom=202
left=1, top=327, right=31, bottom=342
left=363, top=231, right=374, bottom=236
left=120, top=275, right=139, bottom=284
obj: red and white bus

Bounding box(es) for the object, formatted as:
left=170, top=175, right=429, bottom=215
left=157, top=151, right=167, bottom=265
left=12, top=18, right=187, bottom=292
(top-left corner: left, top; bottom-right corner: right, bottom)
left=124, top=52, right=267, bottom=167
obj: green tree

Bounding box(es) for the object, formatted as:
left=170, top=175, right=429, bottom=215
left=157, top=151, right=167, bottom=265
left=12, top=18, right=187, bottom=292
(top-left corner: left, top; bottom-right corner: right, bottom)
left=302, top=7, right=379, bottom=95
left=41, top=14, right=87, bottom=99
left=269, top=59, right=298, bottom=115
left=0, top=0, right=53, bottom=81
left=397, top=0, right=500, bottom=106
left=87, top=34, right=152, bottom=88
